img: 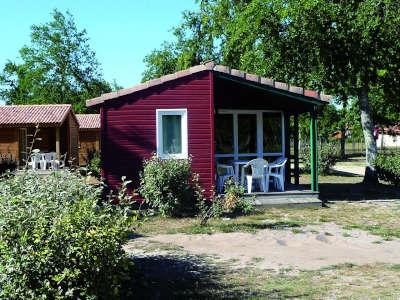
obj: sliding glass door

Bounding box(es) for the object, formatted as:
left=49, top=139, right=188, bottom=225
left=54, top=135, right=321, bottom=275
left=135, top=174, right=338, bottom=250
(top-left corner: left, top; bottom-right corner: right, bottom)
left=215, top=110, right=284, bottom=163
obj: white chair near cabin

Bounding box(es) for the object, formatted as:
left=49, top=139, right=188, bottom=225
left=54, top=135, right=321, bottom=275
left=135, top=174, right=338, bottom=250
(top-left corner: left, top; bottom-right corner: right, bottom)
left=39, top=154, right=48, bottom=170
left=266, top=157, right=287, bottom=192
left=53, top=153, right=67, bottom=170
left=28, top=153, right=41, bottom=170
left=241, top=158, right=268, bottom=193
left=43, top=152, right=57, bottom=169
left=216, top=163, right=235, bottom=193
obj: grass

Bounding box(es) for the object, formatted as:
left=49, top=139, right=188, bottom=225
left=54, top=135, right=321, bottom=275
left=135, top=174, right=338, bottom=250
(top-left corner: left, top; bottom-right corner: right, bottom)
left=130, top=253, right=400, bottom=299
left=219, top=263, right=400, bottom=299
left=138, top=201, right=400, bottom=239
left=255, top=263, right=400, bottom=299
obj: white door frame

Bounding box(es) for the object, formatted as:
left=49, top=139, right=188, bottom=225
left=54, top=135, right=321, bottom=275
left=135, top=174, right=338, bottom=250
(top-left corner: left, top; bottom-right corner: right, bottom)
left=215, top=109, right=285, bottom=161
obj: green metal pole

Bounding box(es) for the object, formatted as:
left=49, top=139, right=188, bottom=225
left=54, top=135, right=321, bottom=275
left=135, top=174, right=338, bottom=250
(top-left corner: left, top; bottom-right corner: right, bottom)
left=310, top=112, right=318, bottom=192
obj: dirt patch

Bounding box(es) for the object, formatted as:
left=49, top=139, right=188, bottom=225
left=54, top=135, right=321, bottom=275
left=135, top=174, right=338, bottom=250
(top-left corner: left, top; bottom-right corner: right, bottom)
left=126, top=223, right=400, bottom=271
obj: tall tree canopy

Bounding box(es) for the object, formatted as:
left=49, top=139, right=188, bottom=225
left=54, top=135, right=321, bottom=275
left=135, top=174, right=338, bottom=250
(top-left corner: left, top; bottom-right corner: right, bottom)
left=0, top=10, right=112, bottom=113
left=143, top=0, right=400, bottom=182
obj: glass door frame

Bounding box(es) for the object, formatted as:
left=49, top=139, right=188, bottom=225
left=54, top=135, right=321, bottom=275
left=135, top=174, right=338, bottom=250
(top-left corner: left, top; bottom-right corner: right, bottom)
left=215, top=109, right=285, bottom=161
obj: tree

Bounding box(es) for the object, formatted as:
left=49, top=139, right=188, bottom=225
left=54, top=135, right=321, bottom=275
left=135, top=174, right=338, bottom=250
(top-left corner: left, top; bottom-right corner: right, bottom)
left=280, top=0, right=400, bottom=183
left=142, top=1, right=222, bottom=81
left=143, top=0, right=400, bottom=183
left=0, top=10, right=112, bottom=113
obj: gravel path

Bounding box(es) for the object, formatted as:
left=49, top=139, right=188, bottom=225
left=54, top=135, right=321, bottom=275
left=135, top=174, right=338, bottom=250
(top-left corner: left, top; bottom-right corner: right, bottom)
left=126, top=223, right=400, bottom=271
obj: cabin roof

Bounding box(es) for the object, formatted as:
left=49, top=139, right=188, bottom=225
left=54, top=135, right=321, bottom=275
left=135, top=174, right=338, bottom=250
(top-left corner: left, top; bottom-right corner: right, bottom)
left=0, top=104, right=73, bottom=128
left=86, top=61, right=332, bottom=107
left=76, top=114, right=100, bottom=130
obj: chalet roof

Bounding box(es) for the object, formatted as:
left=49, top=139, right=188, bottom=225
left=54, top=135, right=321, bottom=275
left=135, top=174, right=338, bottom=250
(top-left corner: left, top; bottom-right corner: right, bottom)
left=0, top=104, right=73, bottom=128
left=76, top=114, right=100, bottom=130
left=86, top=61, right=332, bottom=107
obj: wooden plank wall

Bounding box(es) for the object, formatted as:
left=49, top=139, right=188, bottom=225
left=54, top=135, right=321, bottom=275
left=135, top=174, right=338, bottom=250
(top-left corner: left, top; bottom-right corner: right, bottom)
left=68, top=113, right=80, bottom=165
left=0, top=128, right=19, bottom=161
left=78, top=130, right=100, bottom=165
left=101, top=71, right=213, bottom=194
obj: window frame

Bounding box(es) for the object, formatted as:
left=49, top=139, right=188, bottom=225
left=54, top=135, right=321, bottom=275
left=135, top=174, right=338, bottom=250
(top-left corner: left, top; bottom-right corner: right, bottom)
left=214, top=109, right=285, bottom=161
left=156, top=108, right=188, bottom=159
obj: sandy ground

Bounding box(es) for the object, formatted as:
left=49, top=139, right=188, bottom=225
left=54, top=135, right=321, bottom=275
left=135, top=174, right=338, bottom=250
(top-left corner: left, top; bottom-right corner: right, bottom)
left=126, top=223, right=400, bottom=271
left=331, top=164, right=365, bottom=176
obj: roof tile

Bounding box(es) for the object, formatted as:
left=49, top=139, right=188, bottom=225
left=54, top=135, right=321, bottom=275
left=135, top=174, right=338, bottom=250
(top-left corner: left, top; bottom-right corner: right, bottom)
left=76, top=114, right=100, bottom=130
left=86, top=62, right=332, bottom=107
left=0, top=104, right=72, bottom=128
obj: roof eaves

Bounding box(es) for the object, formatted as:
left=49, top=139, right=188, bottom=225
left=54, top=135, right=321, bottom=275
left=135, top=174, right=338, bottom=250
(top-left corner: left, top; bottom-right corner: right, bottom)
left=86, top=61, right=331, bottom=107
left=215, top=72, right=329, bottom=106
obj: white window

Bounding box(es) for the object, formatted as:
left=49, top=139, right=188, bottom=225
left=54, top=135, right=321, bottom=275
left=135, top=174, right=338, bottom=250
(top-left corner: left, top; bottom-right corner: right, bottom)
left=156, top=109, right=188, bottom=159
left=214, top=110, right=285, bottom=161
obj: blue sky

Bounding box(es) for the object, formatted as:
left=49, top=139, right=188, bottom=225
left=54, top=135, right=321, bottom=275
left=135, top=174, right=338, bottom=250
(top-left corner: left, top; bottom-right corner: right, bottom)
left=0, top=0, right=198, bottom=88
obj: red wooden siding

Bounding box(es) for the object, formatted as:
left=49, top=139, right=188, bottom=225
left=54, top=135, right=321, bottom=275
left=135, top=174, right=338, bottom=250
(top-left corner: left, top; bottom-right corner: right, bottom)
left=101, top=71, right=214, bottom=196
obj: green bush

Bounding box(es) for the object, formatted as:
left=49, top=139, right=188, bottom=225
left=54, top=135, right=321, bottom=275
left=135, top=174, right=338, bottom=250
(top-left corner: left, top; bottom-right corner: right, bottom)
left=0, top=171, right=133, bottom=299
left=196, top=178, right=253, bottom=226
left=82, top=149, right=101, bottom=179
left=223, top=178, right=253, bottom=215
left=139, top=155, right=193, bottom=217
left=300, top=142, right=338, bottom=175
left=375, top=153, right=400, bottom=186
left=0, top=154, right=17, bottom=174
left=87, top=151, right=101, bottom=178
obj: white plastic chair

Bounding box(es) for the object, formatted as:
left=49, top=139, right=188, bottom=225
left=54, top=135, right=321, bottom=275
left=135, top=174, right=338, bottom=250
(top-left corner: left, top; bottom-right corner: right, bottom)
left=53, top=153, right=67, bottom=170
left=267, top=157, right=287, bottom=191
left=44, top=152, right=56, bottom=169
left=39, top=153, right=50, bottom=170
left=241, top=158, right=268, bottom=193
left=216, top=164, right=235, bottom=193
left=28, top=154, right=40, bottom=170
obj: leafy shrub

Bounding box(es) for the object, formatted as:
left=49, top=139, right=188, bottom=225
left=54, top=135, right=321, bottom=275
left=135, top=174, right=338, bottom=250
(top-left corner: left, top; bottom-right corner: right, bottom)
left=196, top=178, right=253, bottom=226
left=375, top=153, right=400, bottom=186
left=0, top=154, right=18, bottom=174
left=139, top=155, right=193, bottom=217
left=222, top=178, right=253, bottom=215
left=86, top=150, right=101, bottom=178
left=300, top=142, right=338, bottom=175
left=0, top=171, right=133, bottom=299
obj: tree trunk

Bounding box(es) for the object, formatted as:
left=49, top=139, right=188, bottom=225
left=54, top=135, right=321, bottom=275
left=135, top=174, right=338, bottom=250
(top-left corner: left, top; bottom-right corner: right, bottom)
left=359, top=86, right=378, bottom=184
left=340, top=127, right=346, bottom=159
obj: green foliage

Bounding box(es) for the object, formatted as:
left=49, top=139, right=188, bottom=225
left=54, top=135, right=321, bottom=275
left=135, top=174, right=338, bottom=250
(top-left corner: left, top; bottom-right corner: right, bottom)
left=142, top=0, right=400, bottom=178
left=141, top=1, right=220, bottom=81
left=375, top=153, right=400, bottom=186
left=0, top=155, right=18, bottom=174
left=196, top=178, right=253, bottom=226
left=0, top=171, right=133, bottom=299
left=301, top=142, right=339, bottom=175
left=0, top=10, right=113, bottom=113
left=86, top=149, right=101, bottom=178
left=142, top=42, right=179, bottom=82
left=139, top=155, right=193, bottom=217
left=222, top=178, right=253, bottom=215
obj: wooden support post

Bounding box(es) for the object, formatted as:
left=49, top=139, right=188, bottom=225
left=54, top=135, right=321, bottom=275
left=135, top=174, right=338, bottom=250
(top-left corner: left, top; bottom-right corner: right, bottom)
left=56, top=127, right=60, bottom=159
left=284, top=112, right=291, bottom=188
left=293, top=113, right=300, bottom=186
left=310, top=111, right=318, bottom=192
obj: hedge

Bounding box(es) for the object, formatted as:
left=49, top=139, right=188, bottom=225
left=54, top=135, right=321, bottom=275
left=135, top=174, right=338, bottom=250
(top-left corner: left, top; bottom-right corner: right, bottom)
left=0, top=171, right=133, bottom=299
left=375, top=153, right=400, bottom=186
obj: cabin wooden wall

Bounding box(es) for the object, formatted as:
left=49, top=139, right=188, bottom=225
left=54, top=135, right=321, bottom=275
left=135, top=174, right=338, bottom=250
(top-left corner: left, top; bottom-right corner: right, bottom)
left=78, top=130, right=100, bottom=165
left=101, top=71, right=214, bottom=195
left=0, top=128, right=19, bottom=161
left=29, top=127, right=56, bottom=153
left=68, top=113, right=80, bottom=165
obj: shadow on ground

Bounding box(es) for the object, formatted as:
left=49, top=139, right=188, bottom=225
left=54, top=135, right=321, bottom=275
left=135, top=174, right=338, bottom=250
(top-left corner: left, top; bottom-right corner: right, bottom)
left=122, top=254, right=268, bottom=299
left=319, top=182, right=400, bottom=201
